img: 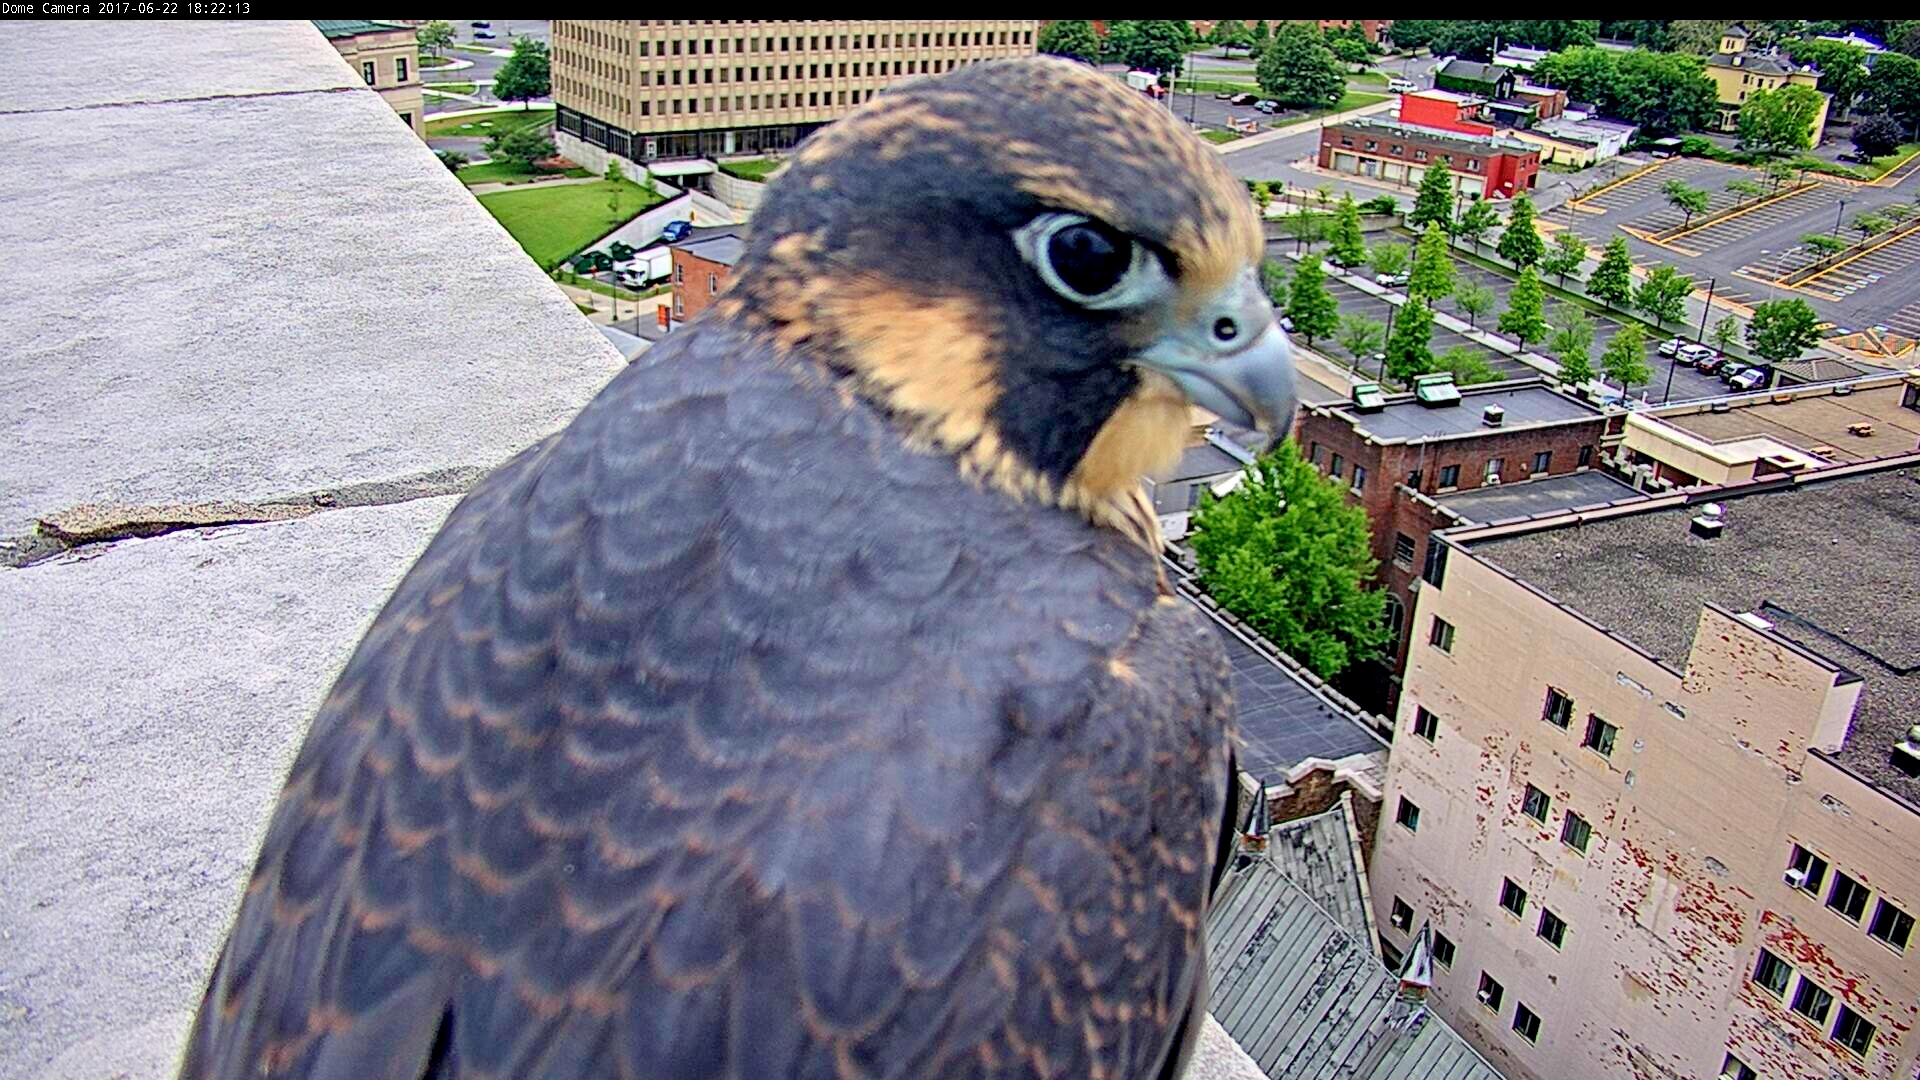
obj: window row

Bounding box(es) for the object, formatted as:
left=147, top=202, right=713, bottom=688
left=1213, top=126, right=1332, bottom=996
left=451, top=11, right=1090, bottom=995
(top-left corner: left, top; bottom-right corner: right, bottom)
left=1474, top=972, right=1542, bottom=1044
left=563, top=25, right=1035, bottom=55
left=360, top=57, right=409, bottom=86
left=594, top=58, right=979, bottom=85
left=1496, top=877, right=1569, bottom=948
left=1786, top=843, right=1912, bottom=951
left=1540, top=686, right=1619, bottom=758
left=1409, top=446, right=1592, bottom=497
left=1751, top=947, right=1877, bottom=1057
left=1334, top=136, right=1487, bottom=173
left=1304, top=443, right=1367, bottom=494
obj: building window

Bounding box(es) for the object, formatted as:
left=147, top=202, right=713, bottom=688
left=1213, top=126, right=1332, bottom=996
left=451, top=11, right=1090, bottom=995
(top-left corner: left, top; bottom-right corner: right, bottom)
left=1429, top=617, right=1455, bottom=653
left=1827, top=871, right=1870, bottom=922
left=1536, top=908, right=1567, bottom=948
left=674, top=263, right=684, bottom=284
left=1396, top=796, right=1422, bottom=832
left=707, top=272, right=718, bottom=293
left=1412, top=706, right=1438, bottom=742
left=1432, top=932, right=1456, bottom=968
left=1407, top=468, right=1423, bottom=489
left=1521, top=785, right=1551, bottom=822
left=673, top=293, right=684, bottom=317
left=1415, top=149, right=1428, bottom=161
left=1468, top=159, right=1482, bottom=172
left=1832, top=1005, right=1877, bottom=1057
left=1365, top=139, right=1378, bottom=151
left=1351, top=465, right=1367, bottom=492
left=1582, top=715, right=1616, bottom=757
left=1790, top=978, right=1834, bottom=1024
left=1532, top=450, right=1552, bottom=473
left=1380, top=939, right=1404, bottom=969
left=398, top=112, right=412, bottom=128
left=1484, top=457, right=1504, bottom=483
left=1869, top=898, right=1914, bottom=951
left=1499, top=878, right=1527, bottom=918
left=1561, top=811, right=1592, bottom=854
left=1340, top=136, right=1354, bottom=147
left=1542, top=687, right=1573, bottom=729
left=395, top=56, right=408, bottom=82
left=1422, top=539, right=1449, bottom=587
left=1788, top=844, right=1829, bottom=894
left=1578, top=445, right=1593, bottom=468
left=1390, top=897, right=1414, bottom=931
left=1438, top=463, right=1460, bottom=488
left=1720, top=1054, right=1756, bottom=1080
left=1384, top=594, right=1404, bottom=649
left=1752, top=949, right=1792, bottom=996
left=1391, top=144, right=1404, bottom=156
left=1477, top=972, right=1504, bottom=1011
left=361, top=60, right=376, bottom=85
left=1394, top=532, right=1417, bottom=568
left=1330, top=453, right=1344, bottom=479
left=1512, top=1003, right=1541, bottom=1043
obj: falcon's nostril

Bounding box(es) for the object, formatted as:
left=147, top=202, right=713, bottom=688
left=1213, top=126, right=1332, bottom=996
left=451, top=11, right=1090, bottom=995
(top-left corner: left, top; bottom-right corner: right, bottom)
left=1213, top=317, right=1238, bottom=343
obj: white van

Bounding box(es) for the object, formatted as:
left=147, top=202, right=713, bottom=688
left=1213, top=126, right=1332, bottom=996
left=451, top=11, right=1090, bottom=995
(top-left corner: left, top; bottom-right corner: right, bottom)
left=1387, top=77, right=1417, bottom=94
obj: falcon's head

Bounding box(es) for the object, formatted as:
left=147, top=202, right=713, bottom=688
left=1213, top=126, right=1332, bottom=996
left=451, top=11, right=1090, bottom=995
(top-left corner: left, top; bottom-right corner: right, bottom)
left=721, top=56, right=1294, bottom=524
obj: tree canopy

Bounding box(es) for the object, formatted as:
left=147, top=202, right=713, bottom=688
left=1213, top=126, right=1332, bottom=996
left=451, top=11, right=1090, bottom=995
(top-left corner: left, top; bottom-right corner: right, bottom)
left=1863, top=52, right=1920, bottom=131
left=1738, top=84, right=1826, bottom=155
left=1285, top=256, right=1340, bottom=346
left=1531, top=46, right=1720, bottom=135
left=1037, top=20, right=1102, bottom=63
left=1498, top=267, right=1548, bottom=351
left=1745, top=298, right=1822, bottom=362
left=1327, top=193, right=1368, bottom=268
left=1104, top=20, right=1195, bottom=73
left=1495, top=194, right=1545, bottom=268
left=1634, top=265, right=1694, bottom=329
left=1587, top=236, right=1635, bottom=309
left=1601, top=324, right=1652, bottom=396
left=1256, top=23, right=1346, bottom=108
left=1785, top=37, right=1871, bottom=117
left=416, top=20, right=454, bottom=56
left=1455, top=199, right=1499, bottom=252
left=1408, top=225, right=1455, bottom=302
left=1852, top=113, right=1905, bottom=159
left=492, top=38, right=551, bottom=109
left=1410, top=163, right=1456, bottom=231
left=1385, top=299, right=1437, bottom=383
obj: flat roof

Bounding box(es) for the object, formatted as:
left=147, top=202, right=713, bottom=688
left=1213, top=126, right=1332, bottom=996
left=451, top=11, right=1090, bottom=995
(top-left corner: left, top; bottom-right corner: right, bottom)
left=1467, top=463, right=1920, bottom=806
left=1156, top=441, right=1246, bottom=483
left=1436, top=468, right=1642, bottom=524
left=673, top=233, right=745, bottom=266
left=1656, top=380, right=1920, bottom=464
left=1336, top=115, right=1537, bottom=155
left=1334, top=381, right=1601, bottom=443
left=311, top=19, right=409, bottom=39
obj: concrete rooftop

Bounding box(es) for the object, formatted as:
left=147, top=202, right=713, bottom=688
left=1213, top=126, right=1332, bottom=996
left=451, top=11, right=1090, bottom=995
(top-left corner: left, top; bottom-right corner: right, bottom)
left=1338, top=380, right=1601, bottom=443
left=1, top=22, right=623, bottom=1078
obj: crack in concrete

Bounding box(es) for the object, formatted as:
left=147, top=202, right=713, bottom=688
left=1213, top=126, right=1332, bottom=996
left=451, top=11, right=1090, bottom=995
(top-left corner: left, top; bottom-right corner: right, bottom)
left=1, top=466, right=487, bottom=569
left=0, top=84, right=366, bottom=118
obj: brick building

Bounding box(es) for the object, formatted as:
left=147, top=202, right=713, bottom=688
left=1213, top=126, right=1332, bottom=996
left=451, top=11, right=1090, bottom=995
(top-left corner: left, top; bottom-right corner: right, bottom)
left=1294, top=377, right=1613, bottom=710
left=1373, top=455, right=1920, bottom=1079
left=667, top=231, right=742, bottom=324
left=1319, top=115, right=1539, bottom=199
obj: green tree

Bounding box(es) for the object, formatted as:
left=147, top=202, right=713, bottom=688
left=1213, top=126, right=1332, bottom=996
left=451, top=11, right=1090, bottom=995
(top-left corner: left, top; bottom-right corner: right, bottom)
left=1105, top=20, right=1196, bottom=73
left=1455, top=198, right=1499, bottom=253
left=1531, top=46, right=1720, bottom=136
left=1260, top=258, right=1290, bottom=303
left=1786, top=37, right=1870, bottom=118
left=1368, top=241, right=1410, bottom=280
left=1745, top=298, right=1822, bottom=362
left=1600, top=324, right=1652, bottom=397
left=1498, top=267, right=1549, bottom=351
left=1408, top=224, right=1456, bottom=302
left=1710, top=314, right=1740, bottom=355
left=1285, top=204, right=1324, bottom=253
left=1439, top=345, right=1497, bottom=385
left=1190, top=440, right=1390, bottom=680
left=1853, top=212, right=1891, bottom=242
left=1548, top=304, right=1596, bottom=384
left=1251, top=180, right=1274, bottom=217
left=1385, top=299, right=1437, bottom=382
left=1256, top=22, right=1346, bottom=108
left=1587, top=236, right=1635, bottom=310
left=1209, top=19, right=1252, bottom=55
left=1285, top=256, right=1340, bottom=346
left=1863, top=52, right=1920, bottom=132
left=1801, top=232, right=1850, bottom=260
left=485, top=126, right=555, bottom=170
left=1330, top=35, right=1371, bottom=70
left=1662, top=180, right=1710, bottom=229
left=1724, top=178, right=1766, bottom=207
left=1452, top=278, right=1495, bottom=328
left=416, top=19, right=454, bottom=57
left=1037, top=19, right=1102, bottom=63
left=1495, top=195, right=1545, bottom=268
left=435, top=149, right=468, bottom=172
left=1328, top=193, right=1367, bottom=267
left=1634, top=265, right=1693, bottom=330
left=1852, top=113, right=1905, bottom=159
left=1739, top=84, right=1826, bottom=154
left=1540, top=230, right=1587, bottom=289
left=1763, top=159, right=1797, bottom=194
left=493, top=37, right=552, bottom=109
left=1250, top=20, right=1270, bottom=48
left=1336, top=313, right=1385, bottom=371
left=1667, top=20, right=1728, bottom=55
left=1410, top=163, right=1457, bottom=230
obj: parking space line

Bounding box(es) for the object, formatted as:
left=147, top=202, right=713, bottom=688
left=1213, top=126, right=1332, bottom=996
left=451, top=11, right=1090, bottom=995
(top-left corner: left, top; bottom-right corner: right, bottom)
left=1795, top=219, right=1920, bottom=288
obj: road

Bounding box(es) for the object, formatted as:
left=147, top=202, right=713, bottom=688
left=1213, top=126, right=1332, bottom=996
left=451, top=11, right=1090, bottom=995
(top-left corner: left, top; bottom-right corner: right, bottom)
left=424, top=19, right=550, bottom=114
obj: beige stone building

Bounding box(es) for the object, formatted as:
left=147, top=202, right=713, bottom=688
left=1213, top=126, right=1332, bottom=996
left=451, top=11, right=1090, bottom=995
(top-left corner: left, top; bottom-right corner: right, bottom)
left=1371, top=453, right=1920, bottom=1079
left=1706, top=23, right=1830, bottom=146
left=550, top=20, right=1036, bottom=174
left=315, top=20, right=424, bottom=137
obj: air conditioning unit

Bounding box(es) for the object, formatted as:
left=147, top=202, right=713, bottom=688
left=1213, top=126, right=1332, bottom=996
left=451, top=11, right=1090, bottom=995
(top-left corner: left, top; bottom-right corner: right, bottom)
left=1784, top=867, right=1809, bottom=889
left=1476, top=989, right=1496, bottom=1005
left=1485, top=472, right=1501, bottom=486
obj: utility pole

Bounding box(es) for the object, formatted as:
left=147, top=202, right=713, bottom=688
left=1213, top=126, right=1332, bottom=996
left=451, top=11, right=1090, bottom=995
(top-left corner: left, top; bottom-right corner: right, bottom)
left=1832, top=199, right=1848, bottom=238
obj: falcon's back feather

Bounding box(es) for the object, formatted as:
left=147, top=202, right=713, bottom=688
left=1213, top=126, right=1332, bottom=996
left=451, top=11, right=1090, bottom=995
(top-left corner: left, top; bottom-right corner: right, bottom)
left=180, top=319, right=1236, bottom=1079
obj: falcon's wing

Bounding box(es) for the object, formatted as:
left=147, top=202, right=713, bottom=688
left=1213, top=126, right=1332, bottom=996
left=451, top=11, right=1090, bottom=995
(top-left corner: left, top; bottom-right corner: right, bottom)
left=180, top=327, right=1235, bottom=1080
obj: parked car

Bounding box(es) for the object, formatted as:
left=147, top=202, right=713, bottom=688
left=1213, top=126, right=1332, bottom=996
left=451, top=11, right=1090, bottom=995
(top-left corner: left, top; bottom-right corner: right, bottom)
left=1254, top=100, right=1281, bottom=114
left=1375, top=271, right=1410, bottom=288
left=1228, top=92, right=1258, bottom=106
left=1696, top=354, right=1728, bottom=375
left=1729, top=367, right=1769, bottom=391
left=471, top=20, right=491, bottom=27
left=1214, top=91, right=1236, bottom=100
left=1657, top=336, right=1686, bottom=357
left=1676, top=343, right=1717, bottom=367
left=1838, top=151, right=1873, bottom=165
left=1718, top=361, right=1750, bottom=383
left=660, top=220, right=693, bottom=243
left=1279, top=314, right=1296, bottom=332
left=1387, top=77, right=1417, bottom=94
left=475, top=29, right=496, bottom=38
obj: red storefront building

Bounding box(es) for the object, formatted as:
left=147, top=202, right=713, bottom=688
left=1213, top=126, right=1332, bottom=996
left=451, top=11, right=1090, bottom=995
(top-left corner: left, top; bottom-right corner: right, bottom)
left=1318, top=104, right=1540, bottom=200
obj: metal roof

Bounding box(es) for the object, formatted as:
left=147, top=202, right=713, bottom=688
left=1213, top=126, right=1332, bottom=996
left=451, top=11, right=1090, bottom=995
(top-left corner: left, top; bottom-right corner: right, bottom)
left=1207, top=855, right=1502, bottom=1080
left=673, top=232, right=746, bottom=266
left=311, top=20, right=408, bottom=39
left=1265, top=804, right=1373, bottom=942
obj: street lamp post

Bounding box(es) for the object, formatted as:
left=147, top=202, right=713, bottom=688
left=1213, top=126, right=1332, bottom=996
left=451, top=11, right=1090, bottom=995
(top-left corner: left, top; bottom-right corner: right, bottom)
left=1833, top=199, right=1848, bottom=238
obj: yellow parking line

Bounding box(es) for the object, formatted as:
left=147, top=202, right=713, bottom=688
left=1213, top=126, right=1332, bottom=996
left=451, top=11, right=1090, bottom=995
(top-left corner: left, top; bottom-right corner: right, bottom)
left=1795, top=219, right=1920, bottom=288
left=1570, top=159, right=1668, bottom=208
left=1658, top=181, right=1818, bottom=244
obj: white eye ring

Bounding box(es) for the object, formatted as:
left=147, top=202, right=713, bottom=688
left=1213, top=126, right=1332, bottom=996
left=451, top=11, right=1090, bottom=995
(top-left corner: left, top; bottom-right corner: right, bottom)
left=1014, top=213, right=1170, bottom=311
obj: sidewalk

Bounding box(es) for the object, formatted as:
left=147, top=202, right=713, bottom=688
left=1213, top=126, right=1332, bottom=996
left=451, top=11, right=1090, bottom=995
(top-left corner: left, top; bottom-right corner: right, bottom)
left=1218, top=97, right=1395, bottom=155
left=465, top=174, right=600, bottom=195
left=557, top=282, right=670, bottom=326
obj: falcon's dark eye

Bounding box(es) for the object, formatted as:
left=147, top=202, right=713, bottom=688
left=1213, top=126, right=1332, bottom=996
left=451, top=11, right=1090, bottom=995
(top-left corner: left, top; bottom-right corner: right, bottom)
left=1046, top=223, right=1131, bottom=299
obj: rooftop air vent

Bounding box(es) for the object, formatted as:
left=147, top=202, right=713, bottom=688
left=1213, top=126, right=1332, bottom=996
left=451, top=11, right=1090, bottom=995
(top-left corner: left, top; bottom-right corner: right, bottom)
left=1894, top=726, right=1920, bottom=778
left=1809, top=445, right=1840, bottom=456
left=1733, top=610, right=1772, bottom=632
left=1832, top=383, right=1854, bottom=396
left=1711, top=400, right=1733, bottom=413
left=1413, top=372, right=1462, bottom=408
left=1350, top=381, right=1388, bottom=413
left=1848, top=422, right=1875, bottom=437
left=1690, top=503, right=1725, bottom=539
left=1482, top=404, right=1506, bottom=427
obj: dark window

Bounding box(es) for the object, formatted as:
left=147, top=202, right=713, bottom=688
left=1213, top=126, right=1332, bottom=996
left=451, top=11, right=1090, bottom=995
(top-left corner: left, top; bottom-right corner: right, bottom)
left=1340, top=136, right=1354, bottom=147
left=1499, top=878, right=1527, bottom=917
left=1429, top=617, right=1455, bottom=653
left=1791, top=978, right=1833, bottom=1024
left=1365, top=139, right=1378, bottom=151
left=1390, top=896, right=1414, bottom=930
left=1330, top=453, right=1344, bottom=478
left=1721, top=1055, right=1755, bottom=1080
left=1391, top=144, right=1405, bottom=156
left=1351, top=465, right=1367, bottom=492
left=1396, top=796, right=1421, bottom=832
left=1561, top=811, right=1592, bottom=854
left=1310, top=441, right=1323, bottom=465
left=1485, top=457, right=1505, bottom=483
left=1583, top=715, right=1617, bottom=757
left=1543, top=688, right=1573, bottom=729
left=1438, top=463, right=1461, bottom=488
left=1422, top=540, right=1449, bottom=587
left=1521, top=784, right=1551, bottom=821
left=1828, top=871, right=1870, bottom=922
left=1512, top=1002, right=1541, bottom=1042
left=395, top=56, right=408, bottom=82
left=1380, top=938, right=1404, bottom=969
left=1833, top=1005, right=1877, bottom=1057
left=398, top=111, right=412, bottom=128
left=1408, top=468, right=1423, bottom=489
left=1412, top=706, right=1438, bottom=742
left=1536, top=908, right=1566, bottom=948
left=1477, top=971, right=1504, bottom=1011
left=1788, top=844, right=1829, bottom=894
left=1578, top=445, right=1594, bottom=468
left=1394, top=532, right=1417, bottom=568
left=1532, top=450, right=1552, bottom=473
left=1752, top=949, right=1791, bottom=995
left=361, top=60, right=376, bottom=85
left=1415, top=149, right=1428, bottom=161
left=1869, top=899, right=1913, bottom=951
left=1432, top=932, right=1456, bottom=967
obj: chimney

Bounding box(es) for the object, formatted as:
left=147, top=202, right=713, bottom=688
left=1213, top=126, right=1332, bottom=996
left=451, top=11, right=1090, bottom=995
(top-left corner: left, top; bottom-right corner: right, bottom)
left=1690, top=501, right=1725, bottom=539
left=1481, top=404, right=1505, bottom=428
left=1894, top=726, right=1920, bottom=778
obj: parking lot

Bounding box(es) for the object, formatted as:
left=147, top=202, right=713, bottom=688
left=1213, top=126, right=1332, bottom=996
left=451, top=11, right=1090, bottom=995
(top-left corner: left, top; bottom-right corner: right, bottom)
left=1318, top=275, right=1528, bottom=382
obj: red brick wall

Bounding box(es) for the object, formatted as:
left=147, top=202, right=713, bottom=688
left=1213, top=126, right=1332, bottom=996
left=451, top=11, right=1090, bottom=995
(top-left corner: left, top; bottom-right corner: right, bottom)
left=670, top=250, right=732, bottom=322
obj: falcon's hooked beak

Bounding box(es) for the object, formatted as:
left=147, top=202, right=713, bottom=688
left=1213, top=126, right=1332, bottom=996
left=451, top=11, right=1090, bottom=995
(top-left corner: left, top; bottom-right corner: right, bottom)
left=1132, top=269, right=1297, bottom=433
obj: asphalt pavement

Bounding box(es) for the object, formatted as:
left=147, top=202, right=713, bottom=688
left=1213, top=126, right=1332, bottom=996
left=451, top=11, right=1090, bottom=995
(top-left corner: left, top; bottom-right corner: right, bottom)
left=425, top=19, right=551, bottom=114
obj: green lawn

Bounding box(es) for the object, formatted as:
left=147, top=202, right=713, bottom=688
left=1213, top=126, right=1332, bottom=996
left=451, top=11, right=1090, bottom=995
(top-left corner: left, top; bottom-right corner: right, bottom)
left=426, top=108, right=553, bottom=139
left=424, top=81, right=476, bottom=95
left=420, top=54, right=455, bottom=68
left=455, top=160, right=592, bottom=186
left=450, top=43, right=498, bottom=55
left=478, top=180, right=667, bottom=269
left=1346, top=70, right=1389, bottom=89
left=1202, top=130, right=1243, bottom=144
left=1173, top=78, right=1260, bottom=96
left=718, top=158, right=782, bottom=181
left=1868, top=143, right=1920, bottom=178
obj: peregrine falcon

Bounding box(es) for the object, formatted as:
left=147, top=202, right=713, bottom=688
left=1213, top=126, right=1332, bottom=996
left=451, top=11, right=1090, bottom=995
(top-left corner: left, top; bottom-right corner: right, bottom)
left=181, top=55, right=1295, bottom=1080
